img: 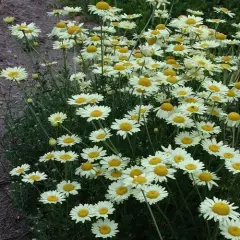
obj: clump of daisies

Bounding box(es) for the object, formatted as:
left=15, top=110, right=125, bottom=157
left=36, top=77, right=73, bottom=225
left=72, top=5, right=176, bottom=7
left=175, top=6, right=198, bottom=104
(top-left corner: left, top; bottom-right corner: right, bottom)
left=2, top=0, right=240, bottom=239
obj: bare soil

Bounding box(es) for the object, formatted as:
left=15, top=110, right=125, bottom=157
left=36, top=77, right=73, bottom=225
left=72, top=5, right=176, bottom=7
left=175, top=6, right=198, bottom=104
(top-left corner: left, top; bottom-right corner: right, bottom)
left=0, top=0, right=57, bottom=239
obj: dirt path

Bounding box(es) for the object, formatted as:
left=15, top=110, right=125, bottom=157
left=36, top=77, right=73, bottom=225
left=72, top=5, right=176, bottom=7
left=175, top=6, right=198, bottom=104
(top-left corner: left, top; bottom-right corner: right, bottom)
left=0, top=0, right=57, bottom=239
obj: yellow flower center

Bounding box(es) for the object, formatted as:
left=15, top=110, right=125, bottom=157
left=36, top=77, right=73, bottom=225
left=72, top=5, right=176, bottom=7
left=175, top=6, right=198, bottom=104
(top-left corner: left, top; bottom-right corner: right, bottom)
left=132, top=176, right=147, bottom=184
left=119, top=55, right=128, bottom=61
left=47, top=195, right=59, bottom=202
left=114, top=64, right=125, bottom=71
left=200, top=43, right=209, bottom=48
left=154, top=165, right=168, bottom=176
left=60, top=154, right=72, bottom=160
left=91, top=35, right=100, bottom=41
left=75, top=97, right=87, bottom=104
left=201, top=125, right=213, bottom=132
left=228, top=226, right=240, bottom=237
left=212, top=202, right=230, bottom=216
left=173, top=44, right=185, bottom=51
left=90, top=110, right=103, bottom=117
left=185, top=163, right=197, bottom=170
left=220, top=7, right=228, bottom=12
left=178, top=90, right=187, bottom=96
left=63, top=184, right=75, bottom=191
left=147, top=38, right=156, bottom=45
left=120, top=122, right=132, bottom=131
left=185, top=98, right=197, bottom=103
left=149, top=157, right=162, bottom=165
left=151, top=30, right=160, bottom=35
left=211, top=96, right=221, bottom=102
left=8, top=72, right=19, bottom=78
left=227, top=90, right=236, bottom=97
left=198, top=172, right=212, bottom=181
left=163, top=69, right=176, bottom=76
left=29, top=175, right=41, bottom=181
left=67, top=26, right=82, bottom=35
left=78, top=209, right=88, bottom=217
left=56, top=22, right=66, bottom=28
left=160, top=103, right=174, bottom=111
left=88, top=152, right=100, bottom=159
left=116, top=186, right=128, bottom=195
left=16, top=168, right=24, bottom=174
left=87, top=45, right=97, bottom=53
left=228, top=112, right=240, bottom=121
left=111, top=170, right=122, bottom=178
left=118, top=47, right=128, bottom=53
left=155, top=24, right=166, bottom=30
left=63, top=137, right=74, bottom=144
left=99, top=225, right=111, bottom=235
left=81, top=162, right=93, bottom=171
left=138, top=77, right=152, bottom=87
left=222, top=56, right=231, bottom=62
left=174, top=155, right=184, bottom=163
left=234, top=82, right=240, bottom=90
left=146, top=190, right=160, bottom=199
left=24, top=29, right=33, bottom=33
left=130, top=169, right=142, bottom=178
left=99, top=207, right=108, bottom=215
left=220, top=64, right=230, bottom=69
left=167, top=76, right=177, bottom=84
left=166, top=58, right=176, bottom=64
left=135, top=52, right=143, bottom=58
left=232, top=163, right=240, bottom=170
left=209, top=144, right=220, bottom=153
left=175, top=36, right=184, bottom=42
left=224, top=153, right=234, bottom=159
left=108, top=159, right=121, bottom=167
left=181, top=137, right=193, bottom=144
left=173, top=116, right=185, bottom=123
left=96, top=133, right=106, bottom=139
left=216, top=32, right=226, bottom=40
left=185, top=18, right=197, bottom=25
left=187, top=105, right=199, bottom=113
left=208, top=85, right=220, bottom=92
left=96, top=1, right=110, bottom=10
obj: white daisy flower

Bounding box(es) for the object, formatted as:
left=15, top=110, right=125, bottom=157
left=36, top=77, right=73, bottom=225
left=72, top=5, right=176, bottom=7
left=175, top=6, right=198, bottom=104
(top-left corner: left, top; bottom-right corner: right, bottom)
left=100, top=155, right=129, bottom=170
left=179, top=103, right=207, bottom=115
left=57, top=134, right=81, bottom=147
left=225, top=160, right=240, bottom=175
left=48, top=112, right=67, bottom=126
left=167, top=113, right=194, bottom=128
left=111, top=118, right=140, bottom=139
left=141, top=151, right=168, bottom=168
left=22, top=171, right=47, bottom=184
left=39, top=152, right=55, bottom=162
left=75, top=162, right=98, bottom=178
left=9, top=164, right=30, bottom=176
left=175, top=131, right=201, bottom=148
left=133, top=185, right=168, bottom=205
left=106, top=181, right=132, bottom=204
left=54, top=150, right=79, bottom=163
left=70, top=204, right=94, bottom=223
left=104, top=169, right=123, bottom=181
left=76, top=105, right=111, bottom=122
left=67, top=94, right=91, bottom=106
left=167, top=147, right=193, bottom=167
left=201, top=138, right=224, bottom=156
left=40, top=190, right=66, bottom=204
left=148, top=163, right=176, bottom=183
left=178, top=159, right=204, bottom=173
left=155, top=102, right=175, bottom=119
left=81, top=146, right=106, bottom=162
left=225, top=112, right=240, bottom=127
left=219, top=146, right=240, bottom=161
left=91, top=218, right=119, bottom=239
left=196, top=121, right=221, bottom=135
left=124, top=173, right=154, bottom=189
left=1, top=66, right=28, bottom=82
left=57, top=180, right=81, bottom=196
left=93, top=201, right=115, bottom=219
left=190, top=170, right=219, bottom=190
left=219, top=219, right=240, bottom=239
left=89, top=128, right=112, bottom=142
left=199, top=197, right=240, bottom=222
left=171, top=87, right=194, bottom=98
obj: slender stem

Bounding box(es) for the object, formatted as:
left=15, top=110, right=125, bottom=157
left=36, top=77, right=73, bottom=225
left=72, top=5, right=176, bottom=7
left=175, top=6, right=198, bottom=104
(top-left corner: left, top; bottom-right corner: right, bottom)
left=141, top=190, right=163, bottom=240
